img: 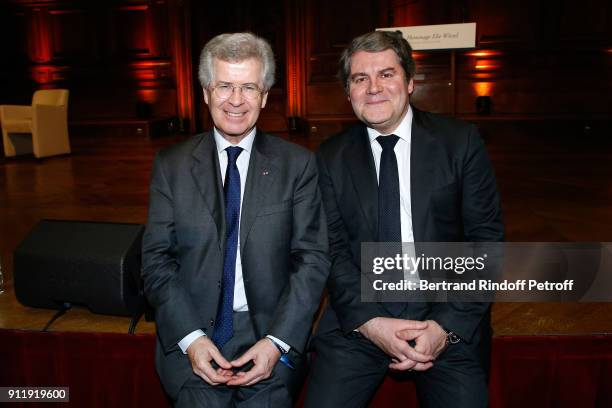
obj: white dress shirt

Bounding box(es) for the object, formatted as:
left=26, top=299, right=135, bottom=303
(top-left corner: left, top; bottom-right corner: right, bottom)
left=367, top=106, right=415, bottom=243
left=178, top=128, right=289, bottom=354
left=367, top=107, right=418, bottom=279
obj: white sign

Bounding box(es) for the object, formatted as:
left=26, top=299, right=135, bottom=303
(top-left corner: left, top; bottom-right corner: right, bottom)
left=377, top=23, right=476, bottom=51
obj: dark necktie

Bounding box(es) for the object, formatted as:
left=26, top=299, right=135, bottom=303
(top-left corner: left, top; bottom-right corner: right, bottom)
left=212, top=146, right=243, bottom=348
left=377, top=135, right=401, bottom=242
left=377, top=135, right=405, bottom=315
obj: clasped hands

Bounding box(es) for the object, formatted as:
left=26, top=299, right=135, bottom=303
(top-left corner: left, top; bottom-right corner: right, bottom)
left=358, top=317, right=448, bottom=371
left=187, top=336, right=280, bottom=386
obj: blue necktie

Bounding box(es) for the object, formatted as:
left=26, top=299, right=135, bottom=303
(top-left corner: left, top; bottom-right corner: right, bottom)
left=377, top=135, right=405, bottom=316
left=212, top=146, right=243, bottom=348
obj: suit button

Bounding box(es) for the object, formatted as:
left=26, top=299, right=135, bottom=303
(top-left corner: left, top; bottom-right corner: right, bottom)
left=210, top=319, right=215, bottom=326
left=217, top=280, right=221, bottom=289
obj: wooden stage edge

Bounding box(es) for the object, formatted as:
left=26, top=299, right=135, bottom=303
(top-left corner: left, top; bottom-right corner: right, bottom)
left=1, top=280, right=612, bottom=336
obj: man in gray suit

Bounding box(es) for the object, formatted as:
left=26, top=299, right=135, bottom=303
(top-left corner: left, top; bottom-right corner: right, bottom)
left=142, top=32, right=329, bottom=408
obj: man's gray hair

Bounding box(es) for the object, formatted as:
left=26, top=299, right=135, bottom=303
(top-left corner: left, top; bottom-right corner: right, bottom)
left=339, top=30, right=416, bottom=93
left=198, top=32, right=275, bottom=91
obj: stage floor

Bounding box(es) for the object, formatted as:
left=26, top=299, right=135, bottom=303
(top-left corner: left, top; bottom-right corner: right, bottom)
left=2, top=125, right=612, bottom=336
left=2, top=282, right=612, bottom=335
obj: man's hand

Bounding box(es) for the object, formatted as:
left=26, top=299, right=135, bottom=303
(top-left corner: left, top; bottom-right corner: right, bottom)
left=358, top=317, right=433, bottom=371
left=227, top=338, right=281, bottom=387
left=390, top=319, right=447, bottom=371
left=186, top=336, right=233, bottom=386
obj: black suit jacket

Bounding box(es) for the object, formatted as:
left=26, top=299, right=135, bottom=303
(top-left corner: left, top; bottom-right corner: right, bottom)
left=316, top=107, right=504, bottom=343
left=142, top=130, right=329, bottom=398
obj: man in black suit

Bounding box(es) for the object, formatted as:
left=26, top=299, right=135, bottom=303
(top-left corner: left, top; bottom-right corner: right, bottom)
left=305, top=31, right=504, bottom=407
left=142, top=32, right=329, bottom=407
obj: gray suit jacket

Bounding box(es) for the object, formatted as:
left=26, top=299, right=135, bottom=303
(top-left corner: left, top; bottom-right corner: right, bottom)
left=142, top=130, right=329, bottom=398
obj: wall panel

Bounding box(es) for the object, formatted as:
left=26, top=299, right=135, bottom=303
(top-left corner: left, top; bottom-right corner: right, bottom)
left=48, top=8, right=91, bottom=60
left=3, top=0, right=188, bottom=129
left=110, top=5, right=153, bottom=57
left=2, top=0, right=610, bottom=139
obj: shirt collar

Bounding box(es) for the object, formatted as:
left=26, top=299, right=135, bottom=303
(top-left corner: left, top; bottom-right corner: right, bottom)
left=367, top=105, right=413, bottom=144
left=214, top=127, right=256, bottom=154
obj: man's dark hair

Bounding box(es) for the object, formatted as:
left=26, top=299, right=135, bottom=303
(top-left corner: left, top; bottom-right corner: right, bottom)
left=339, top=30, right=416, bottom=93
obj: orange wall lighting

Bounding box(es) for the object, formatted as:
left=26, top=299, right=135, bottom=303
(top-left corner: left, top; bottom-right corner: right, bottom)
left=473, top=82, right=493, bottom=97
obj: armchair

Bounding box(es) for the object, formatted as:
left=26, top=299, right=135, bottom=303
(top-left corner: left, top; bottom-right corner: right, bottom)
left=1, top=89, right=71, bottom=158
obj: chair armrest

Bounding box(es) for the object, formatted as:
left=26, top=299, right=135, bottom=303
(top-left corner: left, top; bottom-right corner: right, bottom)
left=34, top=104, right=66, bottom=110
left=33, top=104, right=66, bottom=115
left=0, top=105, right=32, bottom=120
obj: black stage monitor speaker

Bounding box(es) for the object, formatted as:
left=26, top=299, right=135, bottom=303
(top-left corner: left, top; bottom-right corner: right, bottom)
left=14, top=220, right=145, bottom=317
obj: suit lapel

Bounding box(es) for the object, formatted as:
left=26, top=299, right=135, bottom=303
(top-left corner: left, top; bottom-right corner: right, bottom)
left=190, top=132, right=226, bottom=247
left=239, top=130, right=277, bottom=253
left=346, top=125, right=378, bottom=239
left=410, top=107, right=436, bottom=242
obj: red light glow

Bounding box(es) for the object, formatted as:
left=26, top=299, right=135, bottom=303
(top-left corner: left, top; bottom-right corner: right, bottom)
left=475, top=59, right=501, bottom=70
left=466, top=50, right=500, bottom=57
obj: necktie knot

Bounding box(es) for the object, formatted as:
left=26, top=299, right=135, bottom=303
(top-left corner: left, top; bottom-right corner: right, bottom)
left=377, top=134, right=399, bottom=151
left=226, top=146, right=243, bottom=164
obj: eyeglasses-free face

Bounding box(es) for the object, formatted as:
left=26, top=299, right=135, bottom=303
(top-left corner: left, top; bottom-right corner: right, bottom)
left=203, top=58, right=268, bottom=143
left=348, top=49, right=413, bottom=135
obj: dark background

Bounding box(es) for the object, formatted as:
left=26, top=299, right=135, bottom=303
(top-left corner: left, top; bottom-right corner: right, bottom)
left=0, top=0, right=609, bottom=139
